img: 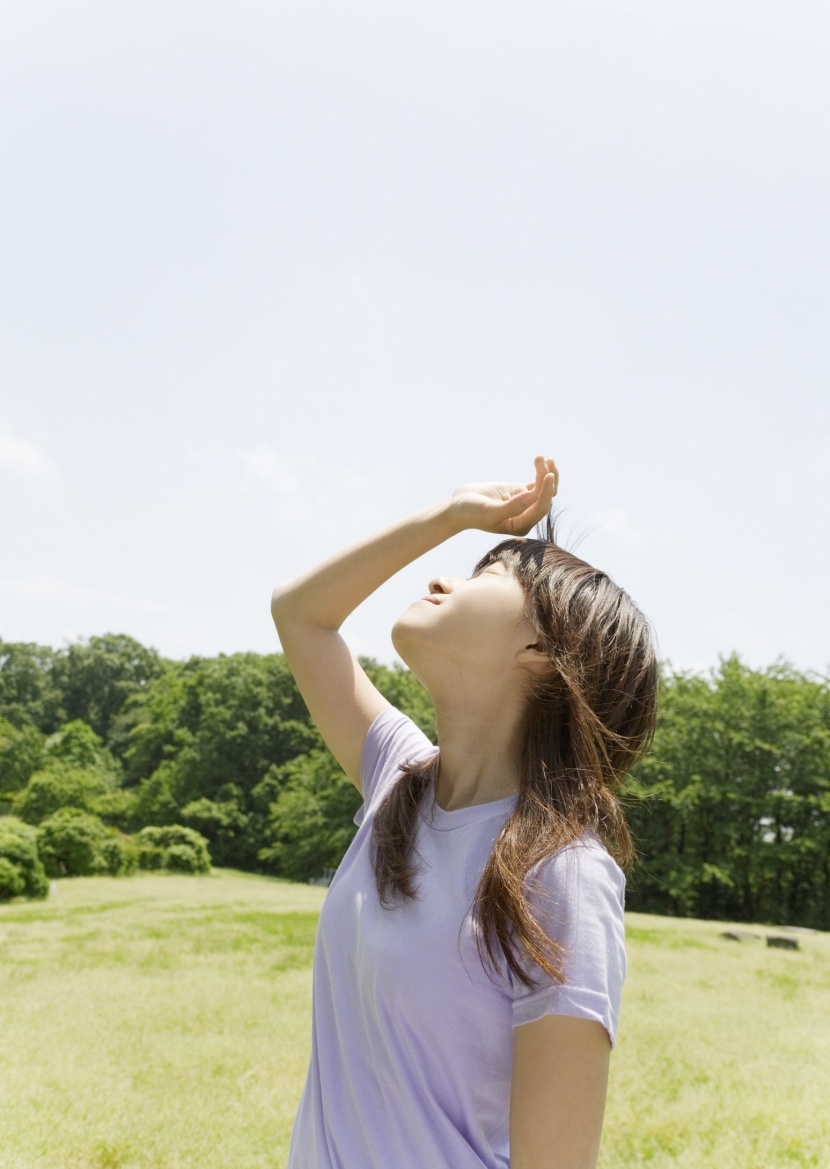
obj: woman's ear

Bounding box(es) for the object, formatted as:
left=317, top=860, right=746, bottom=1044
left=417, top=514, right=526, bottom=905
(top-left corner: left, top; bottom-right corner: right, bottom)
left=516, top=643, right=551, bottom=674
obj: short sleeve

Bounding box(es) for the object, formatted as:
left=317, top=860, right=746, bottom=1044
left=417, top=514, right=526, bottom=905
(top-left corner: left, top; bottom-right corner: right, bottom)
left=510, top=836, right=627, bottom=1049
left=354, top=708, right=436, bottom=827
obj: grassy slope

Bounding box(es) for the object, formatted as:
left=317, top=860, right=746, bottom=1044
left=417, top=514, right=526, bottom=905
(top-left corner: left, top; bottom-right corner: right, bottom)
left=608, top=913, right=830, bottom=1168
left=1, top=873, right=828, bottom=1169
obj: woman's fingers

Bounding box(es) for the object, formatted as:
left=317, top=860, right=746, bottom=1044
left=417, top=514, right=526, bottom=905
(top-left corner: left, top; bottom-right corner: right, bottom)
left=543, top=468, right=557, bottom=504
left=504, top=487, right=537, bottom=514
left=512, top=471, right=557, bottom=533
left=506, top=458, right=558, bottom=534
left=533, top=455, right=546, bottom=495
left=524, top=457, right=553, bottom=497
left=533, top=456, right=557, bottom=498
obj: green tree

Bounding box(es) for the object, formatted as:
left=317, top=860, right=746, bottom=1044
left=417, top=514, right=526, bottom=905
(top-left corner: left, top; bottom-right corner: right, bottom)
left=129, top=764, right=181, bottom=828
left=0, top=816, right=49, bottom=900
left=0, top=720, right=46, bottom=795
left=624, top=656, right=830, bottom=929
left=180, top=788, right=251, bottom=868
left=123, top=654, right=318, bottom=794
left=122, top=653, right=319, bottom=867
left=0, top=640, right=62, bottom=731
left=49, top=634, right=166, bottom=745
left=260, top=749, right=362, bottom=882
left=44, top=719, right=120, bottom=778
left=88, top=788, right=136, bottom=830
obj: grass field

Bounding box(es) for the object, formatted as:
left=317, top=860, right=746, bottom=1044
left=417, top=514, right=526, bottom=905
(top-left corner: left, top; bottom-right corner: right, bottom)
left=1, top=872, right=828, bottom=1169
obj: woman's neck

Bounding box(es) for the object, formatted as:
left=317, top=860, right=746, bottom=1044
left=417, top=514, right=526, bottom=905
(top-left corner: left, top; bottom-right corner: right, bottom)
left=431, top=689, right=526, bottom=811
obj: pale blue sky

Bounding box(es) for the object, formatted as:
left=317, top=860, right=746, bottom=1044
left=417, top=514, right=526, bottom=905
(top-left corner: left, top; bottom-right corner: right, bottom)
left=2, top=1, right=828, bottom=674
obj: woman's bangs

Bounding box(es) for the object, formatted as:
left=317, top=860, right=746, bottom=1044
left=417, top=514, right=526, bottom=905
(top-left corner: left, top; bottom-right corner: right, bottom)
left=473, top=538, right=554, bottom=586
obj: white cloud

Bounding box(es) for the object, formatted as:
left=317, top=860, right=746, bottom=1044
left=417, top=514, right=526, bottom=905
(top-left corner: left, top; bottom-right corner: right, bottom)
left=0, top=425, right=61, bottom=482
left=0, top=575, right=170, bottom=615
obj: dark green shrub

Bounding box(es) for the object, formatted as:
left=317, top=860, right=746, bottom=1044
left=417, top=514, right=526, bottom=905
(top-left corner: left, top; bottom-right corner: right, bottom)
left=37, top=808, right=136, bottom=878
left=0, top=856, right=25, bottom=898
left=0, top=816, right=49, bottom=900
left=138, top=844, right=164, bottom=870
left=37, top=808, right=111, bottom=877
left=99, top=830, right=138, bottom=876
left=135, top=825, right=211, bottom=874
left=163, top=843, right=205, bottom=873
left=13, top=764, right=111, bottom=825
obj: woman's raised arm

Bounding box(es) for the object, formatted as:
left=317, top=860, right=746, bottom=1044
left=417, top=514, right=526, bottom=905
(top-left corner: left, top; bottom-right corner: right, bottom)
left=270, top=457, right=558, bottom=788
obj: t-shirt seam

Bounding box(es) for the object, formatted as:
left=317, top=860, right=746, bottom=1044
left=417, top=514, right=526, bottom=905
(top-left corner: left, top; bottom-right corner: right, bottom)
left=514, top=979, right=610, bottom=1004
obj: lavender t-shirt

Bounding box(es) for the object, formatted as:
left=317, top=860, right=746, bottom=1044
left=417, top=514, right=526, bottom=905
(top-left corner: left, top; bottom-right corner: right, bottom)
left=286, top=708, right=627, bottom=1169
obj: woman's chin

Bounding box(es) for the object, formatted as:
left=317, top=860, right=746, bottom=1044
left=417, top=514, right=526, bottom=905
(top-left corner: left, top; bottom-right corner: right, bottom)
left=391, top=612, right=427, bottom=670
left=390, top=616, right=412, bottom=660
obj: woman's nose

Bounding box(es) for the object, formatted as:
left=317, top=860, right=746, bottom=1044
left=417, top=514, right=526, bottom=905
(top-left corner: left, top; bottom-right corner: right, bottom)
left=428, top=576, right=455, bottom=595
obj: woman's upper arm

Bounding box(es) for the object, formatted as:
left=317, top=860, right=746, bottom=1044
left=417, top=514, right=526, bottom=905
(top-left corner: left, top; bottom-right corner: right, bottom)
left=510, top=1014, right=611, bottom=1169
left=272, top=610, right=391, bottom=789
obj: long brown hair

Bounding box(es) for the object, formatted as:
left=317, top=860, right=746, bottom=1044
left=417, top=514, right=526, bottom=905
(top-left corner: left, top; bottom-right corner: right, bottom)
left=371, top=520, right=659, bottom=989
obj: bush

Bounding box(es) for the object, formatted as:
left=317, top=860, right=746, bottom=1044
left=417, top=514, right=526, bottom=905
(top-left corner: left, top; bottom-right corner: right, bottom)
left=135, top=825, right=211, bottom=874
left=37, top=807, right=131, bottom=878
left=0, top=856, right=25, bottom=898
left=137, top=843, right=165, bottom=870
left=101, top=830, right=138, bottom=876
left=12, top=764, right=111, bottom=825
left=0, top=816, right=49, bottom=900
left=163, top=843, right=205, bottom=873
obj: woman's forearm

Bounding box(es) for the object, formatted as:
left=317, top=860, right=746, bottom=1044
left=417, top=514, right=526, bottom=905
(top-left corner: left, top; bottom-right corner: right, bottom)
left=270, top=498, right=461, bottom=632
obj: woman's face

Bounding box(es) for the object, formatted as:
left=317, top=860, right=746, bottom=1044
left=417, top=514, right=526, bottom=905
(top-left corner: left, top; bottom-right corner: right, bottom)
left=391, top=560, right=540, bottom=689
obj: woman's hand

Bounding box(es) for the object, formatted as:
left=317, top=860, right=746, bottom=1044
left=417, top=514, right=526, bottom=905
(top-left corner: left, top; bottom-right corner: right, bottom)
left=449, top=455, right=559, bottom=537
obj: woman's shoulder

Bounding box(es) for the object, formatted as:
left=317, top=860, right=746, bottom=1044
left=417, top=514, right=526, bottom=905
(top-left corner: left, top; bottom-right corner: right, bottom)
left=361, top=707, right=435, bottom=770
left=357, top=707, right=437, bottom=816
left=530, top=831, right=626, bottom=906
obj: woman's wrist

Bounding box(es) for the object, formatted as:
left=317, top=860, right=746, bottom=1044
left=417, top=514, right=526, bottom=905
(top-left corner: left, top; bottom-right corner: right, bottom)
left=423, top=496, right=469, bottom=541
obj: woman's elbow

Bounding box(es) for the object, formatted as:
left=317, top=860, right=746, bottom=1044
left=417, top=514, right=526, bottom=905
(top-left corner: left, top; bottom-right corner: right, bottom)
left=270, top=583, right=296, bottom=627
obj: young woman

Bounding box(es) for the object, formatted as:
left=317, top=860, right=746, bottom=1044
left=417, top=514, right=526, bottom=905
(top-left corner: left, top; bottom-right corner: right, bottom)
left=271, top=455, right=658, bottom=1169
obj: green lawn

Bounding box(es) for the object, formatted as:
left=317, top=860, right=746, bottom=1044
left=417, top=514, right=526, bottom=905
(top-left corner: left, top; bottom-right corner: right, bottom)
left=1, top=873, right=828, bottom=1168
left=607, top=914, right=830, bottom=1168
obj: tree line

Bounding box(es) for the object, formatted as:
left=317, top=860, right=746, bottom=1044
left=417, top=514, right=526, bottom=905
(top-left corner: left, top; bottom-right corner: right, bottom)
left=1, top=634, right=828, bottom=929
